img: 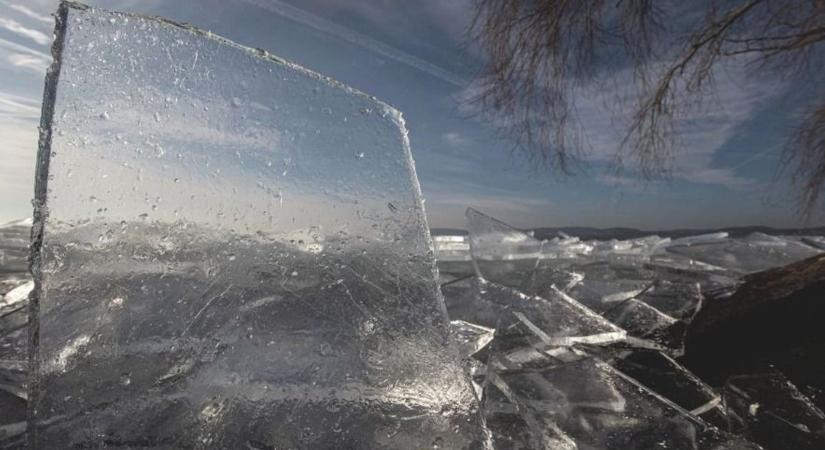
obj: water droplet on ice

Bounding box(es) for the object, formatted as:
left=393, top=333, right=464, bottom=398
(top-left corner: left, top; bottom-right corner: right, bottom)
left=291, top=271, right=298, bottom=277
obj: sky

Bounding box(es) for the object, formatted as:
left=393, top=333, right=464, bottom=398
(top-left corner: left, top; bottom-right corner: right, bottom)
left=0, top=0, right=821, bottom=230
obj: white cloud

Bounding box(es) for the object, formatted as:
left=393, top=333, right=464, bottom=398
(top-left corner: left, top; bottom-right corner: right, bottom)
left=442, top=131, right=469, bottom=146
left=7, top=52, right=48, bottom=72
left=0, top=35, right=49, bottom=56
left=0, top=90, right=40, bottom=118
left=0, top=115, right=38, bottom=221
left=6, top=2, right=53, bottom=23
left=236, top=0, right=469, bottom=87
left=0, top=17, right=50, bottom=45
left=460, top=56, right=787, bottom=191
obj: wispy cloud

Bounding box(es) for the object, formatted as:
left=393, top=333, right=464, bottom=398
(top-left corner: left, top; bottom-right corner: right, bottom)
left=442, top=131, right=469, bottom=147
left=0, top=90, right=40, bottom=118
left=0, top=17, right=50, bottom=45
left=0, top=115, right=38, bottom=219
left=553, top=59, right=784, bottom=190
left=0, top=36, right=48, bottom=56
left=0, top=34, right=49, bottom=73
left=6, top=52, right=48, bottom=72
left=456, top=46, right=786, bottom=192
left=236, top=0, right=469, bottom=87
left=5, top=2, right=52, bottom=23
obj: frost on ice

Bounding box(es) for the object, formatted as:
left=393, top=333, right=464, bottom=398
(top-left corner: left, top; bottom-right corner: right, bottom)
left=29, top=3, right=478, bottom=448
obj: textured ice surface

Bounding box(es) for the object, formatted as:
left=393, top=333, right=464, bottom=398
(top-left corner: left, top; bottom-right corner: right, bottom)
left=442, top=277, right=625, bottom=348
left=481, top=385, right=537, bottom=450
left=597, top=348, right=726, bottom=423
left=450, top=319, right=495, bottom=359
left=442, top=210, right=821, bottom=448
left=489, top=355, right=760, bottom=449
left=601, top=298, right=688, bottom=354
left=635, top=280, right=703, bottom=321
left=666, top=233, right=822, bottom=274
left=29, top=3, right=478, bottom=448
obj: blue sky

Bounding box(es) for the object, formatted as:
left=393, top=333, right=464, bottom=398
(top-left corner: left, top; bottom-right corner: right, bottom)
left=0, top=0, right=820, bottom=229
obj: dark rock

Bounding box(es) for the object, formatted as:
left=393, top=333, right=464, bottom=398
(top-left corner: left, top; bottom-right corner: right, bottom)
left=681, top=254, right=825, bottom=410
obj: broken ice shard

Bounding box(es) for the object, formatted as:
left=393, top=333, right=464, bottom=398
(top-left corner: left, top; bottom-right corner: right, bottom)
left=595, top=348, right=728, bottom=427
left=450, top=319, right=495, bottom=359
left=489, top=355, right=761, bottom=449
left=29, top=2, right=478, bottom=448
left=666, top=232, right=822, bottom=274
left=443, top=277, right=625, bottom=348
left=466, top=207, right=545, bottom=289
left=635, top=280, right=703, bottom=321
left=481, top=383, right=540, bottom=450
left=601, top=298, right=688, bottom=355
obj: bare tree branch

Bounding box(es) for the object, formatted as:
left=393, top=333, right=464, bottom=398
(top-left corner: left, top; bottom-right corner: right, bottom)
left=468, top=0, right=661, bottom=173
left=785, top=101, right=825, bottom=218
left=469, top=0, right=825, bottom=218
left=620, top=0, right=763, bottom=178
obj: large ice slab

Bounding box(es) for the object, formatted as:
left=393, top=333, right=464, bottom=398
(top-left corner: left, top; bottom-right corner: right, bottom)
left=29, top=2, right=478, bottom=448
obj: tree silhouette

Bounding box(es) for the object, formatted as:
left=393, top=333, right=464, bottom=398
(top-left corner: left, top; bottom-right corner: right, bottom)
left=469, top=0, right=825, bottom=217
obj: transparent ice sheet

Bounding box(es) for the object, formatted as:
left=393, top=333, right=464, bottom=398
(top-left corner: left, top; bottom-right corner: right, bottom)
left=442, top=277, right=625, bottom=348
left=29, top=3, right=478, bottom=448
left=490, top=356, right=760, bottom=449
left=466, top=208, right=546, bottom=289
